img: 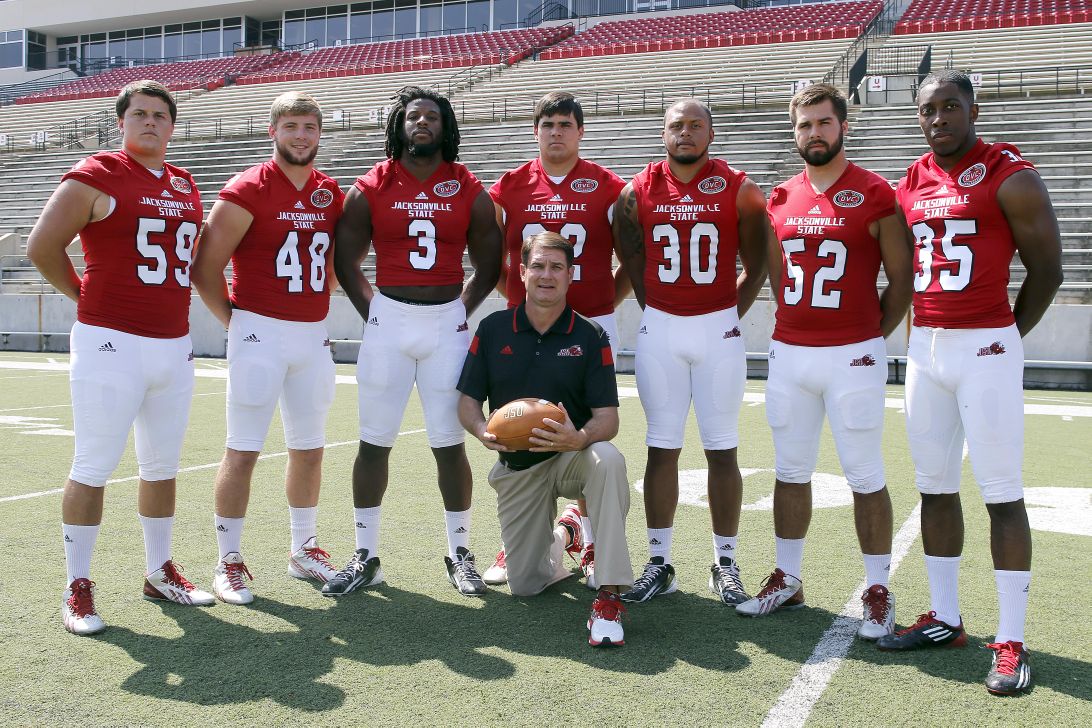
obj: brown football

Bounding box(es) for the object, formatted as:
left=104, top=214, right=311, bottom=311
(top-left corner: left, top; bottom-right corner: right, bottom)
left=486, top=398, right=566, bottom=451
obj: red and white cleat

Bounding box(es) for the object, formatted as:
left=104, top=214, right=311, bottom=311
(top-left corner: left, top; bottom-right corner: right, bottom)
left=62, top=578, right=106, bottom=636
left=288, top=536, right=338, bottom=583
left=144, top=560, right=215, bottom=606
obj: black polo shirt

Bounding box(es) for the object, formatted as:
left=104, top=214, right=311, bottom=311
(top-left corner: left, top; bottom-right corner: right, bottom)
left=457, top=303, right=618, bottom=470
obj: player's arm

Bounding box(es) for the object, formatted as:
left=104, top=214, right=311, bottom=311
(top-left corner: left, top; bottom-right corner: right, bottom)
left=735, top=179, right=770, bottom=318
left=612, top=183, right=645, bottom=308
left=26, top=179, right=107, bottom=302
left=611, top=263, right=632, bottom=308
left=766, top=224, right=782, bottom=308
left=191, top=199, right=253, bottom=329
left=875, top=212, right=914, bottom=337
left=332, top=186, right=375, bottom=321
left=530, top=402, right=619, bottom=453
left=462, top=190, right=503, bottom=315
left=492, top=201, right=509, bottom=296
left=457, top=393, right=510, bottom=452
left=997, top=169, right=1064, bottom=336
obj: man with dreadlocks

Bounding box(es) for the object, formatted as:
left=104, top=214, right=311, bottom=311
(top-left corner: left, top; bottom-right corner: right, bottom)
left=329, top=86, right=502, bottom=597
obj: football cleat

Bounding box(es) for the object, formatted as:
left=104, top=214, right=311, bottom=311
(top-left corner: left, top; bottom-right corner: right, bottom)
left=557, top=503, right=583, bottom=556
left=581, top=545, right=598, bottom=590
left=619, top=557, right=677, bottom=603
left=735, top=568, right=804, bottom=616
left=985, top=641, right=1032, bottom=695
left=62, top=578, right=105, bottom=635
left=321, top=548, right=383, bottom=596
left=709, top=556, right=750, bottom=606
left=143, top=560, right=215, bottom=606
left=213, top=552, right=254, bottom=605
left=876, top=611, right=966, bottom=650
left=588, top=590, right=626, bottom=647
left=857, top=584, right=895, bottom=640
left=287, top=536, right=338, bottom=583
left=445, top=546, right=487, bottom=596
left=482, top=549, right=508, bottom=585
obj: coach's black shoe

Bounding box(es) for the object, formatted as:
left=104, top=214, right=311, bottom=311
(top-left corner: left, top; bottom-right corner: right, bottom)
left=620, top=557, right=677, bottom=603
left=321, top=549, right=383, bottom=596
left=445, top=547, right=487, bottom=596
left=876, top=611, right=966, bottom=650
left=709, top=556, right=750, bottom=606
left=985, top=641, right=1032, bottom=695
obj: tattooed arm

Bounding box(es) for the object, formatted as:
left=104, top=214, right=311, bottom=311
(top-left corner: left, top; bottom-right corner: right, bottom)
left=612, top=182, right=646, bottom=308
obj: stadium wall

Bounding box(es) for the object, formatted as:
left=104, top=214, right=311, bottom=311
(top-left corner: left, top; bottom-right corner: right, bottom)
left=3, top=295, right=1088, bottom=383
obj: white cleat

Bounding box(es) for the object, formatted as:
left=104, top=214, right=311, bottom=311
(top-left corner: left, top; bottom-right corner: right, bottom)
left=213, top=552, right=255, bottom=605
left=858, top=583, right=895, bottom=640
left=482, top=549, right=508, bottom=585
left=735, top=569, right=804, bottom=617
left=588, top=590, right=626, bottom=647
left=143, top=560, right=215, bottom=606
left=62, top=578, right=106, bottom=636
left=288, top=536, right=338, bottom=583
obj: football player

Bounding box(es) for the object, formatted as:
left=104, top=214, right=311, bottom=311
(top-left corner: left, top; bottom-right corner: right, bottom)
left=613, top=99, right=768, bottom=605
left=735, top=84, right=912, bottom=640
left=28, top=80, right=213, bottom=635
left=482, top=91, right=627, bottom=588
left=876, top=71, right=1062, bottom=697
left=191, top=91, right=345, bottom=604
left=329, top=86, right=502, bottom=596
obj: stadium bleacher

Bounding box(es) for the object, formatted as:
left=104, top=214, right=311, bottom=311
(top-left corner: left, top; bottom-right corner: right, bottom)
left=895, top=0, right=1092, bottom=33
left=15, top=55, right=290, bottom=104
left=541, top=0, right=883, bottom=59
left=235, top=26, right=572, bottom=83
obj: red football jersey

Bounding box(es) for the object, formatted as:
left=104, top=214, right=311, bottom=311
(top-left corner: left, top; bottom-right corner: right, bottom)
left=897, top=139, right=1035, bottom=328
left=490, top=158, right=625, bottom=317
left=219, top=160, right=344, bottom=322
left=631, top=159, right=746, bottom=316
left=61, top=151, right=202, bottom=338
left=768, top=162, right=896, bottom=346
left=354, top=159, right=483, bottom=287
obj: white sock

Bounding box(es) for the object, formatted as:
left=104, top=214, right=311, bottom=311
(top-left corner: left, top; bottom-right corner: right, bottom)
left=863, top=553, right=892, bottom=588
left=444, top=509, right=471, bottom=558
left=994, top=569, right=1031, bottom=644
left=712, top=533, right=738, bottom=564
left=647, top=527, right=673, bottom=564
left=215, top=515, right=245, bottom=559
left=289, top=506, right=318, bottom=552
left=139, top=514, right=174, bottom=574
left=925, top=554, right=962, bottom=626
left=581, top=516, right=595, bottom=546
left=63, top=523, right=99, bottom=584
left=775, top=536, right=805, bottom=579
left=354, top=506, right=381, bottom=555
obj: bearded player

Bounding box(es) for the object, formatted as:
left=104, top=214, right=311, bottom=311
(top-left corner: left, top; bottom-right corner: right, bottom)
left=191, top=92, right=345, bottom=604
left=482, top=91, right=627, bottom=589
left=329, top=87, right=502, bottom=597
left=734, top=84, right=912, bottom=640
left=614, top=99, right=768, bottom=605
left=28, top=80, right=213, bottom=635
left=875, top=71, right=1062, bottom=696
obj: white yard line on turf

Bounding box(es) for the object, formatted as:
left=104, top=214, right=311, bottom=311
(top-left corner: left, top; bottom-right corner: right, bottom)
left=760, top=502, right=923, bottom=728
left=0, top=430, right=426, bottom=504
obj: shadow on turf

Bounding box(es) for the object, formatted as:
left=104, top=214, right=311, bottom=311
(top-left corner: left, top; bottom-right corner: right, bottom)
left=92, top=582, right=1091, bottom=709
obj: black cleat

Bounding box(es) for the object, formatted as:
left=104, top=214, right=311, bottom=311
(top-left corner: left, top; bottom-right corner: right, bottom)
left=985, top=641, right=1032, bottom=695
left=619, top=557, right=677, bottom=603
left=709, top=556, right=750, bottom=606
left=876, top=611, right=966, bottom=650
left=445, top=546, right=487, bottom=596
left=321, top=549, right=383, bottom=596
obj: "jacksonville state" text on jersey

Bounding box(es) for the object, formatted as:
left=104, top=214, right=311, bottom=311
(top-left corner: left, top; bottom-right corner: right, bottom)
left=653, top=203, right=721, bottom=221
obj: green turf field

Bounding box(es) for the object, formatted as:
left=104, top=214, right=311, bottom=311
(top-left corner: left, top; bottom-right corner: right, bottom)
left=1, top=351, right=1089, bottom=726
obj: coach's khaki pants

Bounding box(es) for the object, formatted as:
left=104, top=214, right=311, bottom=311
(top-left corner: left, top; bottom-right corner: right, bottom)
left=488, top=442, right=634, bottom=596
